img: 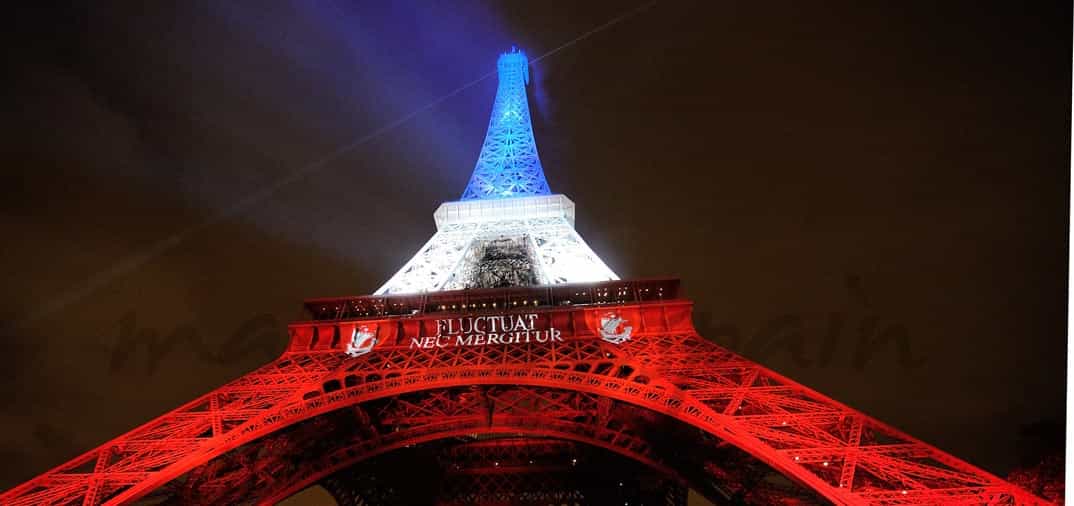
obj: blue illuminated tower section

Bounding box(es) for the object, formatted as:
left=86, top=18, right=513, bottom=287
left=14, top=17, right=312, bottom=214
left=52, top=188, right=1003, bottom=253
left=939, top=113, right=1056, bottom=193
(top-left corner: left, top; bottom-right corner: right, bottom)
left=461, top=48, right=552, bottom=200
left=376, top=48, right=618, bottom=295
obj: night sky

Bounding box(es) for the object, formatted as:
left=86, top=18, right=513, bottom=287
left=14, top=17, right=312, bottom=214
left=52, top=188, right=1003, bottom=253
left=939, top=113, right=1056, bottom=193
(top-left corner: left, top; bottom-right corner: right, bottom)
left=2, top=0, right=1069, bottom=502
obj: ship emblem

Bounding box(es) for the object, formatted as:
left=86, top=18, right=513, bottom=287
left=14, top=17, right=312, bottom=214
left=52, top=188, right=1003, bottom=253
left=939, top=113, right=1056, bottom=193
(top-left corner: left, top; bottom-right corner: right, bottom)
left=598, top=312, right=633, bottom=345
left=345, top=326, right=377, bottom=357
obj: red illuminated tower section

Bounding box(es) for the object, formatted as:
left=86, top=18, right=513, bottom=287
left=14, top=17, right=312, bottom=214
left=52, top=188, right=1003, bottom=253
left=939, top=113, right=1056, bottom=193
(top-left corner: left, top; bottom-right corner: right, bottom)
left=1, top=49, right=1050, bottom=505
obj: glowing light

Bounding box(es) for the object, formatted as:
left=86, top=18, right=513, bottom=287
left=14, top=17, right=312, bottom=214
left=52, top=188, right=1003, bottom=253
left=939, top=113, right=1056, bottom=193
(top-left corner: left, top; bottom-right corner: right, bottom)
left=374, top=51, right=618, bottom=296
left=461, top=48, right=551, bottom=201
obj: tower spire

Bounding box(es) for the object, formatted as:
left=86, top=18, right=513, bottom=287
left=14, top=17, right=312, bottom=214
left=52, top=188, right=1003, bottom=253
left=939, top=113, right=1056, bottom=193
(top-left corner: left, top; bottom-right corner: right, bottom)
left=373, top=47, right=617, bottom=295
left=460, top=48, right=551, bottom=200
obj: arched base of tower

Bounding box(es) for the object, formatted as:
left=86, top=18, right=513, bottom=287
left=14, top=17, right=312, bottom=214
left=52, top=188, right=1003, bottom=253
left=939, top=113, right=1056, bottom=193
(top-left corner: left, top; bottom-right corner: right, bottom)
left=156, top=384, right=823, bottom=505
left=3, top=280, right=1042, bottom=505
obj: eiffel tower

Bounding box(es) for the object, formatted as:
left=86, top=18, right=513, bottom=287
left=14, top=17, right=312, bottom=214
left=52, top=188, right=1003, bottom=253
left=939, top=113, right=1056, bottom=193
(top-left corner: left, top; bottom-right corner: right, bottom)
left=1, top=48, right=1047, bottom=505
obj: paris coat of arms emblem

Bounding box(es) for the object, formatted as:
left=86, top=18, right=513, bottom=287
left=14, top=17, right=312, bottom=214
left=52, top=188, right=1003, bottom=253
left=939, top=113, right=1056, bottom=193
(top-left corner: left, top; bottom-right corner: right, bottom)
left=598, top=312, right=633, bottom=345
left=345, top=325, right=377, bottom=357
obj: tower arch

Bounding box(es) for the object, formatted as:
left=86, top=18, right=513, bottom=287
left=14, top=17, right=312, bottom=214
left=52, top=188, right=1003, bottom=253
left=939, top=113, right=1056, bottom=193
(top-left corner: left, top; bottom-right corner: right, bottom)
left=169, top=383, right=814, bottom=505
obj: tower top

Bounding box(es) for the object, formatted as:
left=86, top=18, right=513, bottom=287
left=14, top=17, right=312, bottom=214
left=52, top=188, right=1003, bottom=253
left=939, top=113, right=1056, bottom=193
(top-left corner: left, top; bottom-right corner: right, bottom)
left=460, top=47, right=552, bottom=201
left=375, top=48, right=617, bottom=295
left=498, top=46, right=529, bottom=85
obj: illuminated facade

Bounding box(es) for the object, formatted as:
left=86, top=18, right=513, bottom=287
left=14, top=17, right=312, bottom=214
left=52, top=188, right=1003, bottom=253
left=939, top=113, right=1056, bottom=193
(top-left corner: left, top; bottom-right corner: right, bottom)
left=460, top=48, right=551, bottom=201
left=0, top=49, right=1047, bottom=506
left=377, top=49, right=617, bottom=295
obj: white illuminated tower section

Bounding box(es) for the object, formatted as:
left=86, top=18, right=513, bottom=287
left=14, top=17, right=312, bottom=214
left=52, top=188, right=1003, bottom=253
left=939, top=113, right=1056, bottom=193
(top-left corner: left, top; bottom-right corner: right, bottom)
left=376, top=49, right=618, bottom=295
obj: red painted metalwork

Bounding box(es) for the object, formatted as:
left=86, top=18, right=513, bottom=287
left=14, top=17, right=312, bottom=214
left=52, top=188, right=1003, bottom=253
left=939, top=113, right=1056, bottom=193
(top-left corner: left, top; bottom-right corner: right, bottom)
left=169, top=384, right=781, bottom=504
left=0, top=279, right=1049, bottom=505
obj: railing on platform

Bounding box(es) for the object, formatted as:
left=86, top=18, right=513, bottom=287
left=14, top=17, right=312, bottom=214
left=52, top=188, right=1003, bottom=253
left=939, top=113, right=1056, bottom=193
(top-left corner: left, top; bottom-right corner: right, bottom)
left=302, top=278, right=681, bottom=322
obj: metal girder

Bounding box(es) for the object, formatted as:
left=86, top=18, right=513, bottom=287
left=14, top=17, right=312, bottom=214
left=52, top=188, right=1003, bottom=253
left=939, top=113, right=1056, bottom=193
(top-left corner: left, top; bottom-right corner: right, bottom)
left=460, top=49, right=550, bottom=201
left=375, top=215, right=619, bottom=295
left=0, top=299, right=1048, bottom=505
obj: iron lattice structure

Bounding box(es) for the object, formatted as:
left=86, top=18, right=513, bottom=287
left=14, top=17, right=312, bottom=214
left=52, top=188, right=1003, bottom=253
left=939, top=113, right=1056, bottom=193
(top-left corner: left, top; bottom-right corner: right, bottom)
left=375, top=196, right=619, bottom=295
left=460, top=48, right=551, bottom=201
left=376, top=48, right=617, bottom=295
left=2, top=48, right=1050, bottom=505
left=0, top=281, right=1049, bottom=505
